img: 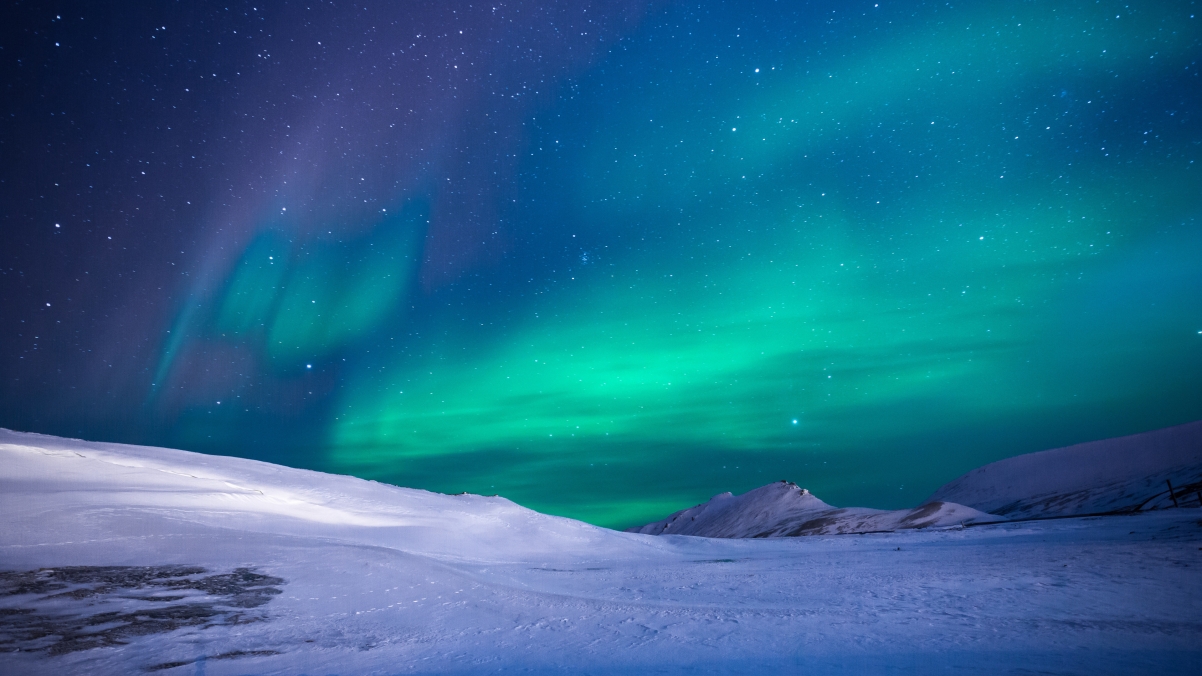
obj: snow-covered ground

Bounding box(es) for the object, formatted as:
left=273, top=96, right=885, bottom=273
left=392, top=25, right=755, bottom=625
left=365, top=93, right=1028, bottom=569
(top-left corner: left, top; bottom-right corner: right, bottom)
left=2, top=428, right=1201, bottom=674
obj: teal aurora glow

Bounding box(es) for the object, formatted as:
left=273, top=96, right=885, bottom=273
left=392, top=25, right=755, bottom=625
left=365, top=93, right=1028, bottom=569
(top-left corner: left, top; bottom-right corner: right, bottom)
left=4, top=1, right=1200, bottom=528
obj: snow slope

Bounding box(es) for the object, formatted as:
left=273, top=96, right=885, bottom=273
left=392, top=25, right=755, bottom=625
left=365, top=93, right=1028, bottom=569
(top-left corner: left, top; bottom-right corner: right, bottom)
left=2, top=428, right=1201, bottom=675
left=0, top=428, right=630, bottom=564
left=628, top=480, right=1001, bottom=537
left=928, top=419, right=1202, bottom=519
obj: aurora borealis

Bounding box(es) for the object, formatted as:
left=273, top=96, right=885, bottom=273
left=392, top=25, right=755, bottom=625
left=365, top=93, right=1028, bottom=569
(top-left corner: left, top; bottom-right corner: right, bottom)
left=3, top=1, right=1200, bottom=527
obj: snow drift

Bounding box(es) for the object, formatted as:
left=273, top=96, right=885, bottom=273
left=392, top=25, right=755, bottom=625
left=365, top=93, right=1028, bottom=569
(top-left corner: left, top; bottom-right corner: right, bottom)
left=927, top=419, right=1202, bottom=519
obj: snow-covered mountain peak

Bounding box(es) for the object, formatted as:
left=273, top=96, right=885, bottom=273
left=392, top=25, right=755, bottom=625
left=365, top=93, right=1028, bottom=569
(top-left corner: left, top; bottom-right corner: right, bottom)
left=628, top=480, right=834, bottom=538
left=629, top=480, right=997, bottom=538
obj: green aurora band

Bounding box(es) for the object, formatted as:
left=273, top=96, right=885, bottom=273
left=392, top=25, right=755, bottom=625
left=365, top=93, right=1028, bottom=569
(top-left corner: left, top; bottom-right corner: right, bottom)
left=194, top=2, right=1200, bottom=527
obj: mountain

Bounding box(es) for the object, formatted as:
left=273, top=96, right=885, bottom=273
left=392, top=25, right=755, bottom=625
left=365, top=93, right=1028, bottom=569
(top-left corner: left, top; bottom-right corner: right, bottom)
left=631, top=420, right=1202, bottom=538
left=627, top=481, right=1000, bottom=538
left=927, top=420, right=1202, bottom=519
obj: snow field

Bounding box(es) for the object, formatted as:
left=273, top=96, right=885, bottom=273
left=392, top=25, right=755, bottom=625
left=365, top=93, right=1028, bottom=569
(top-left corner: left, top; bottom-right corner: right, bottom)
left=2, top=430, right=1200, bottom=674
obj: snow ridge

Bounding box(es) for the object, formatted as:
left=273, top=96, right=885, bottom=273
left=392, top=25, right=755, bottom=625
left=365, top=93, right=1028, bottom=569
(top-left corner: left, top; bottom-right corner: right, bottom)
left=927, top=419, right=1202, bottom=519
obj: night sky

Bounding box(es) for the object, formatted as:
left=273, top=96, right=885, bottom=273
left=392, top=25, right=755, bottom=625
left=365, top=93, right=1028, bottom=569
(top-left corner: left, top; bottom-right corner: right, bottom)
left=3, top=1, right=1200, bottom=528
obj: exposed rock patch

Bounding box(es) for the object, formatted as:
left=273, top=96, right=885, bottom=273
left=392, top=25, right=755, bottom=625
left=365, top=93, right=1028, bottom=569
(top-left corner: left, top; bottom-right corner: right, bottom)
left=0, top=566, right=284, bottom=655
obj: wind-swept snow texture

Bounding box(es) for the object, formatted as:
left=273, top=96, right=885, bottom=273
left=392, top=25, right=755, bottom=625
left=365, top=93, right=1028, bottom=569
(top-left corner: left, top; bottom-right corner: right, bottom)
left=2, top=428, right=1201, bottom=675
left=928, top=419, right=1202, bottom=519
left=628, top=481, right=1001, bottom=538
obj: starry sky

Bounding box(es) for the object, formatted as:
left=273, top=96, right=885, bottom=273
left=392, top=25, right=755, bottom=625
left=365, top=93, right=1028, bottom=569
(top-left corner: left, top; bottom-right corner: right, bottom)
left=3, top=1, right=1200, bottom=528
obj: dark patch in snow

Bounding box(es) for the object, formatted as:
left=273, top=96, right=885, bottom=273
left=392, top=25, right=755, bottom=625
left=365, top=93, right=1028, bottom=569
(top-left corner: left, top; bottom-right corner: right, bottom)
left=778, top=515, right=840, bottom=537
left=898, top=501, right=944, bottom=526
left=0, top=566, right=284, bottom=655
left=144, top=659, right=193, bottom=671
left=145, top=648, right=283, bottom=670
left=214, top=649, right=281, bottom=659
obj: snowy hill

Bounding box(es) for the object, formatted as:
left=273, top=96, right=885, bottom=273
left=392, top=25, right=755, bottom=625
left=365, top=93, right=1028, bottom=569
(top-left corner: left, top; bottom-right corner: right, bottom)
left=927, top=419, right=1202, bottom=519
left=628, top=481, right=1001, bottom=538
left=2, top=428, right=1201, bottom=674
left=0, top=428, right=630, bottom=565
